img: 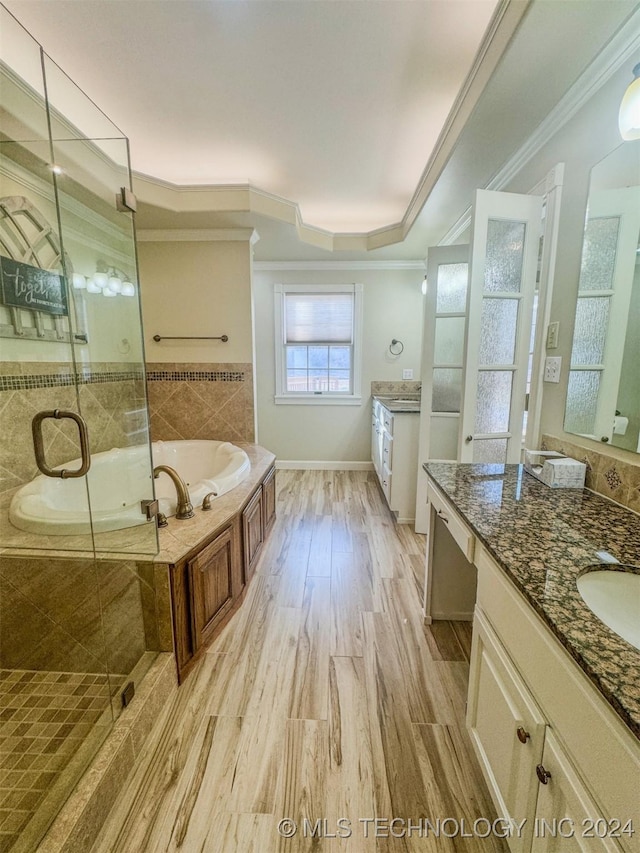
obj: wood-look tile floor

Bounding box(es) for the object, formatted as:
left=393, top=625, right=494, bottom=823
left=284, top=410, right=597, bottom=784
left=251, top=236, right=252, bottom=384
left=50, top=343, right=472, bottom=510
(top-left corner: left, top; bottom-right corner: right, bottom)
left=94, top=471, right=507, bottom=853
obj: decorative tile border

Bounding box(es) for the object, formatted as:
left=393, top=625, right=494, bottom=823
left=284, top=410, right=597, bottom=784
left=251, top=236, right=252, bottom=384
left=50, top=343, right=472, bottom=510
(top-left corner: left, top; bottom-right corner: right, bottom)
left=0, top=370, right=143, bottom=392
left=146, top=370, right=244, bottom=382
left=0, top=368, right=246, bottom=392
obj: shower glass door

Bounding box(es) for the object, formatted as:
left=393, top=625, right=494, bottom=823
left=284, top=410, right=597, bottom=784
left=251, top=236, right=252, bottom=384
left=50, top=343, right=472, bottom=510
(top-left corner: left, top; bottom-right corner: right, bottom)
left=0, top=12, right=158, bottom=851
left=43, top=53, right=158, bottom=557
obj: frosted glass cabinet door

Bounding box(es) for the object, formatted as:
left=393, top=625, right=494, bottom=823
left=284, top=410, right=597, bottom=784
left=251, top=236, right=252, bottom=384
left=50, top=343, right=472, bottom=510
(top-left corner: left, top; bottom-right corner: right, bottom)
left=460, top=190, right=543, bottom=464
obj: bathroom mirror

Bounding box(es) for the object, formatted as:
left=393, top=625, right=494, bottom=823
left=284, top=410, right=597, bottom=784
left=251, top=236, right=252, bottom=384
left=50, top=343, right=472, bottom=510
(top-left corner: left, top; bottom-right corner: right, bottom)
left=564, top=141, right=640, bottom=453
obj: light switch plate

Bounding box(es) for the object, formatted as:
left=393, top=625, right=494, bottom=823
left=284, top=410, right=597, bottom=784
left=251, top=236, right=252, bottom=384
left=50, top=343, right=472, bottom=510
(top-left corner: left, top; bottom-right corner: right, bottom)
left=402, top=368, right=413, bottom=380
left=544, top=356, right=562, bottom=383
left=546, top=321, right=559, bottom=349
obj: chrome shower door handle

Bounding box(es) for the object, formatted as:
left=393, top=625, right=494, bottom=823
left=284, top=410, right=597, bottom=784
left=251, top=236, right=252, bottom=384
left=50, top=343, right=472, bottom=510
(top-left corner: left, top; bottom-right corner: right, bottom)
left=32, top=409, right=91, bottom=478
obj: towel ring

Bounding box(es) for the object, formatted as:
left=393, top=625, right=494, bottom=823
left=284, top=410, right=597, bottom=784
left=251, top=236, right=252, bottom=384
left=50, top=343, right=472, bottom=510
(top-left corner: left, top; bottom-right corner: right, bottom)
left=389, top=338, right=404, bottom=356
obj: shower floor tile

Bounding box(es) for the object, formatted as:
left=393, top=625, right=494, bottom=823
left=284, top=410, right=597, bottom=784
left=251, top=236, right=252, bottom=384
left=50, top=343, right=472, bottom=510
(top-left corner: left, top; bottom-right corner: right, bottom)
left=0, top=668, right=120, bottom=853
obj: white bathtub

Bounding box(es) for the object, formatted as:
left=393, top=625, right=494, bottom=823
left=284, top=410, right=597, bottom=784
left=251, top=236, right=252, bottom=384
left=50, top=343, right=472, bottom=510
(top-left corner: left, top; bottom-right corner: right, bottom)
left=8, top=440, right=251, bottom=535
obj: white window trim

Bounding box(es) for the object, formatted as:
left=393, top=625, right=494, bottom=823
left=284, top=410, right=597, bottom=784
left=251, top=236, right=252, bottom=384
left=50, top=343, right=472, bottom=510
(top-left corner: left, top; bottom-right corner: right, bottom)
left=274, top=282, right=363, bottom=405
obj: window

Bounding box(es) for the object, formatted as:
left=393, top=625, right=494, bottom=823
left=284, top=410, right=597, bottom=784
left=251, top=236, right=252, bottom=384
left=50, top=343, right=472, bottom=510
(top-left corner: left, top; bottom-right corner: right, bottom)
left=274, top=283, right=363, bottom=404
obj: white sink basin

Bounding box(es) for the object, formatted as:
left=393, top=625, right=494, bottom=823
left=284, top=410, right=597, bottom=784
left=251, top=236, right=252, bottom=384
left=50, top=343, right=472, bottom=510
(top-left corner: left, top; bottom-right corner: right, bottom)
left=576, top=569, right=640, bottom=650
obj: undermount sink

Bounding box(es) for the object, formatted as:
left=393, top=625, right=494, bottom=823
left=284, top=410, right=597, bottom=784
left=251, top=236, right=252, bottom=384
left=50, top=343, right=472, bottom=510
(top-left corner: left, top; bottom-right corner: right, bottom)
left=576, top=567, right=640, bottom=650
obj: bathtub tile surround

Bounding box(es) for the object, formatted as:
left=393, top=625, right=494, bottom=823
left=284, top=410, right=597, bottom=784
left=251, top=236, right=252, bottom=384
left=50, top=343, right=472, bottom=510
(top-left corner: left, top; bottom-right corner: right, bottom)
left=146, top=362, right=254, bottom=445
left=541, top=433, right=640, bottom=512
left=425, top=462, right=640, bottom=737
left=0, top=363, right=148, bottom=494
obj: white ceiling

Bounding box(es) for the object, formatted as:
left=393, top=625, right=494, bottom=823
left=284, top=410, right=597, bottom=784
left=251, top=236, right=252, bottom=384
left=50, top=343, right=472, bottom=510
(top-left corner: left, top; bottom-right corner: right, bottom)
left=2, top=0, right=499, bottom=232
left=2, top=0, right=638, bottom=260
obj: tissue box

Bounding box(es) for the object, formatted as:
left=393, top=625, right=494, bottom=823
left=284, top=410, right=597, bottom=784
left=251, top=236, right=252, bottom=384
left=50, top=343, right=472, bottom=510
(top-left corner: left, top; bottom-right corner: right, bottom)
left=524, top=450, right=586, bottom=489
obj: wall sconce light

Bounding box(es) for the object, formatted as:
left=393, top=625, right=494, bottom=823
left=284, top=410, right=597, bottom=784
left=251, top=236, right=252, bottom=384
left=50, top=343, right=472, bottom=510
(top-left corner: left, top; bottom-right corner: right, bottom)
left=92, top=271, right=109, bottom=290
left=421, top=275, right=428, bottom=295
left=619, top=62, right=640, bottom=141
left=79, top=262, right=136, bottom=297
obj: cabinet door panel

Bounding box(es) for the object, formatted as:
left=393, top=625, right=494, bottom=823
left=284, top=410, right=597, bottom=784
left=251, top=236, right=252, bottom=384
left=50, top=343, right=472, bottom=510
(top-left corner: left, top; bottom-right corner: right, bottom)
left=262, top=467, right=276, bottom=536
left=189, top=525, right=234, bottom=649
left=467, top=609, right=546, bottom=853
left=242, top=487, right=264, bottom=584
left=531, top=731, right=624, bottom=853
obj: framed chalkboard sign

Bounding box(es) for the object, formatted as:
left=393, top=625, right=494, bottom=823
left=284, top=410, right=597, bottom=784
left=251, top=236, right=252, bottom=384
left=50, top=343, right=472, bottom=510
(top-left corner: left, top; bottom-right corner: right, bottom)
left=0, top=256, right=68, bottom=316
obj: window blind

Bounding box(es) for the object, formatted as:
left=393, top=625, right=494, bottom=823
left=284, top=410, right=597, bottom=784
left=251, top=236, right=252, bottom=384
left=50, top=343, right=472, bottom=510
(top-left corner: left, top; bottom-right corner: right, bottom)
left=284, top=292, right=354, bottom=344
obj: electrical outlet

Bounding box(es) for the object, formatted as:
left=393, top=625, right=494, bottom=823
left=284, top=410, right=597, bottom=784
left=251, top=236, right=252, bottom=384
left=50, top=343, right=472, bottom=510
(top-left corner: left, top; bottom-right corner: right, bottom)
left=402, top=368, right=413, bottom=380
left=544, top=356, right=562, bottom=383
left=546, top=321, right=559, bottom=349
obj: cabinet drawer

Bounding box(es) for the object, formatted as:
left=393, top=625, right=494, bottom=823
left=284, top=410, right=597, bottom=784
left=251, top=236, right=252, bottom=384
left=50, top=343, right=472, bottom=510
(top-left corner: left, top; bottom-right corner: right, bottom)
left=427, top=481, right=475, bottom=561
left=380, top=466, right=392, bottom=503
left=382, top=431, right=393, bottom=469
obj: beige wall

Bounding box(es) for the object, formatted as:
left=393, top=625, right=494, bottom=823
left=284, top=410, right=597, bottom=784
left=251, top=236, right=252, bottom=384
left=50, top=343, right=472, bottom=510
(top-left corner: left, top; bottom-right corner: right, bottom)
left=253, top=268, right=423, bottom=462
left=137, top=239, right=253, bottom=363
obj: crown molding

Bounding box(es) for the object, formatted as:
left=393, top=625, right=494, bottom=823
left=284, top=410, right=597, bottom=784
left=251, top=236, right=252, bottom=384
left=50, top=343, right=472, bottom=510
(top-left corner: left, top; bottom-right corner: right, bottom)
left=254, top=260, right=425, bottom=271
left=439, top=10, right=640, bottom=247
left=136, top=228, right=259, bottom=243
left=485, top=6, right=640, bottom=195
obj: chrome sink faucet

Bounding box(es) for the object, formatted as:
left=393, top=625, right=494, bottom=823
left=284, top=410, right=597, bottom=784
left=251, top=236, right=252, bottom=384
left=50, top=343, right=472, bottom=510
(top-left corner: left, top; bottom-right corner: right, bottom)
left=153, top=465, right=194, bottom=519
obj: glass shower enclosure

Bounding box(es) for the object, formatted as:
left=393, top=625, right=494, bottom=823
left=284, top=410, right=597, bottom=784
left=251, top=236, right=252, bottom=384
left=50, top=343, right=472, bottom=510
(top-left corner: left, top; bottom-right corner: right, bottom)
left=0, top=10, right=159, bottom=851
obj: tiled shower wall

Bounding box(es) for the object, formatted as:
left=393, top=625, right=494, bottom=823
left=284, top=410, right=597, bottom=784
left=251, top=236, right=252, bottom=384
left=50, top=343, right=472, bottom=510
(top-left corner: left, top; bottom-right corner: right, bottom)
left=146, top=362, right=255, bottom=444
left=542, top=434, right=640, bottom=513
left=0, top=363, right=147, bottom=494
left=0, top=361, right=255, bottom=493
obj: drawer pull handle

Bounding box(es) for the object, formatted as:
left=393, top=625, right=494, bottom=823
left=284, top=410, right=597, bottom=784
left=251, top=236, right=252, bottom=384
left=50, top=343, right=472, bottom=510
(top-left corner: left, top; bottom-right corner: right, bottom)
left=516, top=726, right=530, bottom=744
left=437, top=510, right=449, bottom=524
left=536, top=764, right=551, bottom=785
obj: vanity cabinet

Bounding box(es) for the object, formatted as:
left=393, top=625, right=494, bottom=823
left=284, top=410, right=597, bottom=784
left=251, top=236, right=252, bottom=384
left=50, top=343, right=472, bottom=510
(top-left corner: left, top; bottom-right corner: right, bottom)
left=169, top=465, right=277, bottom=682
left=189, top=523, right=241, bottom=652
left=469, top=545, right=639, bottom=853
left=468, top=610, right=546, bottom=853
left=242, top=486, right=264, bottom=584
left=371, top=400, right=420, bottom=523
left=262, top=466, right=276, bottom=536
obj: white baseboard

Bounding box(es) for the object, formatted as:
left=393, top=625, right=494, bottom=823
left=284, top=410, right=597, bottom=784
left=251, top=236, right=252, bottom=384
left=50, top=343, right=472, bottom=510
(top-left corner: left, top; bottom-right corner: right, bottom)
left=275, top=460, right=374, bottom=471
left=396, top=516, right=416, bottom=525
left=431, top=610, right=475, bottom=621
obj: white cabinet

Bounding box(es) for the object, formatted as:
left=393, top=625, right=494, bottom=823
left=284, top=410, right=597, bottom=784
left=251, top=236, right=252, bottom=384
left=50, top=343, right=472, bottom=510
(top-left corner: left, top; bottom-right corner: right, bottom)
left=371, top=400, right=419, bottom=523
left=531, top=731, right=626, bottom=853
left=468, top=610, right=546, bottom=853
left=469, top=545, right=639, bottom=853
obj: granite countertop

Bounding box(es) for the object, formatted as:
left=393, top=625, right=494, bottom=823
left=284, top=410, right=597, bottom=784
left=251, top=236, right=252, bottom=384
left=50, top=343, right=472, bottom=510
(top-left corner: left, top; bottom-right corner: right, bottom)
left=0, top=444, right=275, bottom=564
left=424, top=461, right=640, bottom=739
left=373, top=394, right=421, bottom=413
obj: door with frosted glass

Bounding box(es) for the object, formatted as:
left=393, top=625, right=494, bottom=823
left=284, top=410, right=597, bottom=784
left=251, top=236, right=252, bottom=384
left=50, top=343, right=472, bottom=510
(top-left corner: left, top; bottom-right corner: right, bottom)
left=415, top=245, right=469, bottom=532
left=459, top=190, right=543, bottom=464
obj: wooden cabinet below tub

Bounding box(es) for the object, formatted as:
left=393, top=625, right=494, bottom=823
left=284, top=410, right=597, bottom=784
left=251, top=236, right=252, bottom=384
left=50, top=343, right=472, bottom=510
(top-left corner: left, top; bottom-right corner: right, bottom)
left=169, top=464, right=277, bottom=683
